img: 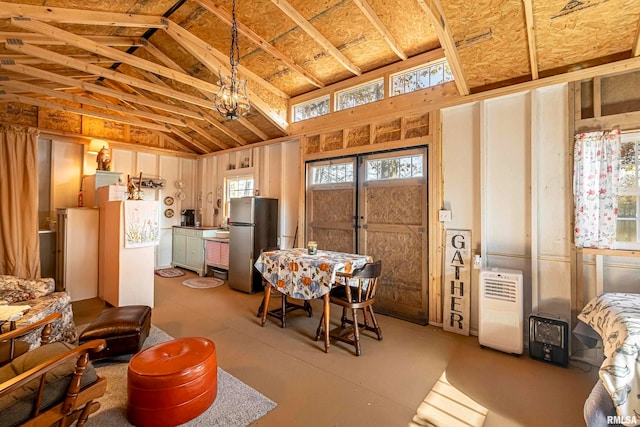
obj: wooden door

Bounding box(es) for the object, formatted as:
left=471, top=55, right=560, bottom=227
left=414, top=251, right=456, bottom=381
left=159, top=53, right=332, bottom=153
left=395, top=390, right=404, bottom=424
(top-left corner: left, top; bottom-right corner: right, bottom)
left=305, top=148, right=429, bottom=324
left=358, top=148, right=428, bottom=324
left=305, top=158, right=357, bottom=253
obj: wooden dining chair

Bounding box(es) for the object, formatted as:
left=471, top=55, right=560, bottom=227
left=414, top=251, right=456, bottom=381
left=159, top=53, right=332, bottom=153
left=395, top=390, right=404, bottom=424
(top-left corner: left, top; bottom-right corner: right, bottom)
left=315, top=260, right=383, bottom=356
left=256, top=247, right=313, bottom=327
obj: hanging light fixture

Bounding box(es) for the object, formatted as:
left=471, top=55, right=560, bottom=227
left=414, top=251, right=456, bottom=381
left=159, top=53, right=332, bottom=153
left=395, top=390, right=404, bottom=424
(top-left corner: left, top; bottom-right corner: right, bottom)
left=214, top=0, right=250, bottom=120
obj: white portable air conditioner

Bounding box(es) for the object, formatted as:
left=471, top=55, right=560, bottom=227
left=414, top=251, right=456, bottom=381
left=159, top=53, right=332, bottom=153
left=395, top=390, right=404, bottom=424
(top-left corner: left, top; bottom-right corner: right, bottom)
left=478, top=268, right=523, bottom=354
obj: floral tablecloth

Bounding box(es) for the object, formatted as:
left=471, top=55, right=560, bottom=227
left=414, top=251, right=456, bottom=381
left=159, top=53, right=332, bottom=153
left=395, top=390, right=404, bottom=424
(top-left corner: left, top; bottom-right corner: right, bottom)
left=254, top=248, right=372, bottom=300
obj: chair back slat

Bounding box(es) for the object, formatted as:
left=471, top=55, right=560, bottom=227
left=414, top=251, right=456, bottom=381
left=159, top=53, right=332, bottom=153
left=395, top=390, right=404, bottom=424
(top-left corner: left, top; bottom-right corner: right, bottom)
left=349, top=260, right=381, bottom=302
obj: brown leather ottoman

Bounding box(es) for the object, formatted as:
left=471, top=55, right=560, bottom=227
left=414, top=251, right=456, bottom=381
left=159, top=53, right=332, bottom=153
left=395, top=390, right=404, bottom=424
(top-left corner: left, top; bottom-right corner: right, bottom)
left=78, top=305, right=151, bottom=360
left=127, top=337, right=218, bottom=427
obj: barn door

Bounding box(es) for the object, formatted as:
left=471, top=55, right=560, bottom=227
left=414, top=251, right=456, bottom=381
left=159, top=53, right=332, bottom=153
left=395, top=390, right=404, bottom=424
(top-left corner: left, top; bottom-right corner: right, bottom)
left=358, top=148, right=428, bottom=324
left=305, top=157, right=357, bottom=253
left=305, top=148, right=428, bottom=325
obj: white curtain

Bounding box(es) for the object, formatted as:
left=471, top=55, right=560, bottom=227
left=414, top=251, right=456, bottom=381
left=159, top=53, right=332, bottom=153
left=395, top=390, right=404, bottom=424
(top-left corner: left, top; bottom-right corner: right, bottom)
left=0, top=125, right=40, bottom=278
left=573, top=130, right=621, bottom=249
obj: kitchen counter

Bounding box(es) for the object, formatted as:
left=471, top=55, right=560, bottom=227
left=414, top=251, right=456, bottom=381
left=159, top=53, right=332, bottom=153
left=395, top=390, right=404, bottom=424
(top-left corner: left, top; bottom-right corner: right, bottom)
left=204, top=237, right=229, bottom=243
left=173, top=225, right=219, bottom=230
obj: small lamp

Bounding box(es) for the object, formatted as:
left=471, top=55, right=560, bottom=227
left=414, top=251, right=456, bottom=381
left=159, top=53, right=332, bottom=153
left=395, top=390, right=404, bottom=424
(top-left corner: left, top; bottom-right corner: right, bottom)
left=88, top=139, right=108, bottom=154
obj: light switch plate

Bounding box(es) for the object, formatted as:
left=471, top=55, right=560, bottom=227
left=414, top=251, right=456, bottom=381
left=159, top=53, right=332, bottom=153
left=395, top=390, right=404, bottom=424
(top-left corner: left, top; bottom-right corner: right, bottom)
left=439, top=210, right=452, bottom=222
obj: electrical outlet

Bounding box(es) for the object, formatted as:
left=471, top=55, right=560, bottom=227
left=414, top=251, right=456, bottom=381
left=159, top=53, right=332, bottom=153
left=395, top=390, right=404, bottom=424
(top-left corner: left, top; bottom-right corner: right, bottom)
left=473, top=255, right=482, bottom=269
left=438, top=210, right=452, bottom=222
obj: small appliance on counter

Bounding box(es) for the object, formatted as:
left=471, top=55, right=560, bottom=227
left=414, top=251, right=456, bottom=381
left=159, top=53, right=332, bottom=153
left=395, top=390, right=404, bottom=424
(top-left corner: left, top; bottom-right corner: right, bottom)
left=181, top=209, right=195, bottom=226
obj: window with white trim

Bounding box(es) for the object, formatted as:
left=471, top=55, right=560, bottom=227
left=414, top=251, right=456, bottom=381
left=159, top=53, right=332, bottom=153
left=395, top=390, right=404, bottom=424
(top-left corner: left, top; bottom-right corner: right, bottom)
left=292, top=95, right=330, bottom=122
left=617, top=131, right=640, bottom=248
left=224, top=175, right=254, bottom=217
left=335, top=78, right=384, bottom=111
left=310, top=162, right=354, bottom=185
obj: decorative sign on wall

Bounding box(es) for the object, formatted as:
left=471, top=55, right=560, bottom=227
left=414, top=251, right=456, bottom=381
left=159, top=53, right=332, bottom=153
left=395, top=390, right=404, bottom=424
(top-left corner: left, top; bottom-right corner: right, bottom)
left=443, top=229, right=471, bottom=336
left=124, top=200, right=160, bottom=248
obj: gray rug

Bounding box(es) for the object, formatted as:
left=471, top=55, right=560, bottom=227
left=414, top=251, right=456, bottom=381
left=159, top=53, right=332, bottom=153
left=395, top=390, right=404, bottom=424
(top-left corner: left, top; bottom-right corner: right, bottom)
left=182, top=277, right=225, bottom=289
left=87, top=325, right=276, bottom=426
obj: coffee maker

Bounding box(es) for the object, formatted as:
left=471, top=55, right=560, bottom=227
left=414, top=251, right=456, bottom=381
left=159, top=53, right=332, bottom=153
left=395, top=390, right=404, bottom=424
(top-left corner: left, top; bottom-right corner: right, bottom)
left=181, top=209, right=195, bottom=226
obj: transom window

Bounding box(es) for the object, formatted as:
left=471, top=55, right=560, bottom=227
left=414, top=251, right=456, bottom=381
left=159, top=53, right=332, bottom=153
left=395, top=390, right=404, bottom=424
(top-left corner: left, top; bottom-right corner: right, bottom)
left=390, top=60, right=454, bottom=97
left=310, top=162, right=354, bottom=185
left=292, top=95, right=330, bottom=123
left=335, top=79, right=384, bottom=111
left=366, top=154, right=424, bottom=181
left=617, top=131, right=640, bottom=248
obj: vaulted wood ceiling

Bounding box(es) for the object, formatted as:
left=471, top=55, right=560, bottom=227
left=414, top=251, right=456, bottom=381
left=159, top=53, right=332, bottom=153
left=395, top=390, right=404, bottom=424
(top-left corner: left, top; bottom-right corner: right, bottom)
left=1, top=0, right=639, bottom=154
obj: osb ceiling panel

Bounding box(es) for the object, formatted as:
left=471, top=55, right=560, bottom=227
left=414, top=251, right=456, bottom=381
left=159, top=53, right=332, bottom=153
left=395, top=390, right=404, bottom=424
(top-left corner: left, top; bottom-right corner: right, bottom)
left=533, top=0, right=640, bottom=72
left=1, top=0, right=640, bottom=155
left=441, top=0, right=531, bottom=89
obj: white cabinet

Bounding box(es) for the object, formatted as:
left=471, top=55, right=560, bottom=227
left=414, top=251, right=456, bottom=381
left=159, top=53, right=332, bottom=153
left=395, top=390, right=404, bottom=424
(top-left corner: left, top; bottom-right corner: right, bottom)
left=171, top=227, right=217, bottom=276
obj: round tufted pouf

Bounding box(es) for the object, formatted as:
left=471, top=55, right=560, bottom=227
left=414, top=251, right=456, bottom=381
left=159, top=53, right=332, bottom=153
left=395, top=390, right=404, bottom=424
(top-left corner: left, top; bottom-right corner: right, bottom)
left=126, top=337, right=217, bottom=427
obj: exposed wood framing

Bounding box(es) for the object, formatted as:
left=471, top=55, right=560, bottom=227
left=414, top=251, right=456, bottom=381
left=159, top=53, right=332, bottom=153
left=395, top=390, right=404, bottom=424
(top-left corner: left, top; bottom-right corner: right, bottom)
left=352, top=0, right=407, bottom=61
left=634, top=15, right=640, bottom=57
left=0, top=54, right=115, bottom=65
left=576, top=111, right=640, bottom=132
left=428, top=109, right=443, bottom=324
left=4, top=42, right=216, bottom=110
left=0, top=2, right=166, bottom=27
left=0, top=32, right=145, bottom=47
left=0, top=92, right=170, bottom=132
left=11, top=18, right=220, bottom=93
left=0, top=61, right=204, bottom=119
left=270, top=0, right=362, bottom=76
left=522, top=0, right=539, bottom=79
left=0, top=80, right=187, bottom=127
left=416, top=0, right=470, bottom=95
left=593, top=76, right=601, bottom=118
left=196, top=0, right=324, bottom=89
left=163, top=21, right=289, bottom=133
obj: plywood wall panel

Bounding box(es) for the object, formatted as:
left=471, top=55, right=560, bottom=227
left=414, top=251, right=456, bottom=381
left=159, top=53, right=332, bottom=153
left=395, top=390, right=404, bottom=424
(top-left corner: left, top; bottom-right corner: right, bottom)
left=312, top=188, right=353, bottom=224
left=323, top=130, right=343, bottom=151
left=38, top=105, right=82, bottom=134
left=0, top=102, right=38, bottom=126
left=366, top=185, right=422, bottom=225
left=82, top=116, right=127, bottom=141
left=346, top=125, right=370, bottom=148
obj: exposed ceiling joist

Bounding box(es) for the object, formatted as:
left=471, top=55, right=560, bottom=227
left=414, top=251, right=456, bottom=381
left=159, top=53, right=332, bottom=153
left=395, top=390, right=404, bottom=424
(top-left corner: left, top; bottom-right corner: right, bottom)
left=237, top=117, right=269, bottom=140
left=522, top=0, right=539, bottom=79
left=0, top=79, right=187, bottom=127
left=0, top=54, right=115, bottom=65
left=163, top=21, right=288, bottom=133
left=10, top=18, right=220, bottom=94
left=4, top=42, right=217, bottom=111
left=416, top=0, right=469, bottom=95
left=142, top=41, right=251, bottom=145
left=0, top=32, right=145, bottom=47
left=352, top=0, right=407, bottom=61
left=270, top=0, right=362, bottom=76
left=0, top=92, right=170, bottom=132
left=634, top=15, right=640, bottom=57
left=162, top=133, right=197, bottom=154
left=196, top=0, right=324, bottom=89
left=0, top=2, right=167, bottom=28
left=0, top=61, right=204, bottom=119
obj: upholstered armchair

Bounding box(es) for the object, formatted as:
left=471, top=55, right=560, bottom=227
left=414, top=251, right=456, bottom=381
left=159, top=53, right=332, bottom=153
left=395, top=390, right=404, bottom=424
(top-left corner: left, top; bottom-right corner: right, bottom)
left=0, top=275, right=77, bottom=349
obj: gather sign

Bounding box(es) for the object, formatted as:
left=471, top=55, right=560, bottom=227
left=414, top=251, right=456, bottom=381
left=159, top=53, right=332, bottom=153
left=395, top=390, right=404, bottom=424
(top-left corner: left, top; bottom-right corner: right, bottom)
left=443, top=229, right=471, bottom=336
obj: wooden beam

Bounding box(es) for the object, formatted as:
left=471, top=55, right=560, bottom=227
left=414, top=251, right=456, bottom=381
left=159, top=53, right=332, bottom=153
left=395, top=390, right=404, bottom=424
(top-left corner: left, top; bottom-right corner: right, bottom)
left=0, top=80, right=188, bottom=127
left=0, top=2, right=167, bottom=27
left=352, top=0, right=407, bottom=61
left=4, top=42, right=216, bottom=111
left=522, top=0, right=539, bottom=79
left=0, top=61, right=204, bottom=119
left=416, top=0, right=470, bottom=95
left=142, top=41, right=251, bottom=144
left=633, top=14, right=640, bottom=57
left=0, top=54, right=116, bottom=65
left=0, top=93, right=170, bottom=132
left=270, top=0, right=362, bottom=76
left=11, top=18, right=219, bottom=94
left=164, top=21, right=289, bottom=133
left=237, top=117, right=269, bottom=141
left=196, top=0, right=324, bottom=89
left=0, top=32, right=145, bottom=47
left=162, top=21, right=289, bottom=99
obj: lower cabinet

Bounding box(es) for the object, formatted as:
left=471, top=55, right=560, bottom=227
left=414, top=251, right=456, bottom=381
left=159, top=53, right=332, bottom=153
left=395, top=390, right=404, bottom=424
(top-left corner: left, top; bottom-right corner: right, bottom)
left=171, top=227, right=217, bottom=276
left=205, top=239, right=229, bottom=270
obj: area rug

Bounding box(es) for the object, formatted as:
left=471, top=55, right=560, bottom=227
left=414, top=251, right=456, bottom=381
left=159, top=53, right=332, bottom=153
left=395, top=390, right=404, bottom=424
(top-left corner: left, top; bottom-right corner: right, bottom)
left=154, top=268, right=185, bottom=278
left=183, top=277, right=225, bottom=289
left=89, top=325, right=276, bottom=426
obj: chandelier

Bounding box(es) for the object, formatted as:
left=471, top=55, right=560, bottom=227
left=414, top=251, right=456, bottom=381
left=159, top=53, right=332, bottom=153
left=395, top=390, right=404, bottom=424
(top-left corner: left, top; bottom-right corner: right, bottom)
left=214, top=0, right=250, bottom=120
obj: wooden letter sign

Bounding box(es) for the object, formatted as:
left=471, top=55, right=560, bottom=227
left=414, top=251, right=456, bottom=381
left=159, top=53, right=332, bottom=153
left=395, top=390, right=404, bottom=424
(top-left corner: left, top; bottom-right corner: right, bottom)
left=443, top=229, right=471, bottom=336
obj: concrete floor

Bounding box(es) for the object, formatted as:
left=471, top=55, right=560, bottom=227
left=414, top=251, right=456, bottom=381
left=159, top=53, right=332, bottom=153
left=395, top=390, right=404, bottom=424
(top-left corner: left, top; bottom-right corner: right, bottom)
left=72, top=269, right=598, bottom=427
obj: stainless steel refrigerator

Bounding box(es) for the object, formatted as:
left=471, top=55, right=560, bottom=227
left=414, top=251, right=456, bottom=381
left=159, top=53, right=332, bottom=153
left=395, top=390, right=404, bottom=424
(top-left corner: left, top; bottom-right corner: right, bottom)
left=228, top=197, right=278, bottom=293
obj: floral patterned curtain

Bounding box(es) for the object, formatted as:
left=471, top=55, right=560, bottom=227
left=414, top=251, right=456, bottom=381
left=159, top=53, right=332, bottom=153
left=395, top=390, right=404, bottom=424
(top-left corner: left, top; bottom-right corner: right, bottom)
left=573, top=130, right=621, bottom=249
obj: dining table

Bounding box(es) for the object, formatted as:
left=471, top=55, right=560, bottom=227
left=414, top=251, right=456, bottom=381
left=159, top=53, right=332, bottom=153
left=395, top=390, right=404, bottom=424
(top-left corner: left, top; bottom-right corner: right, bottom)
left=254, top=248, right=372, bottom=352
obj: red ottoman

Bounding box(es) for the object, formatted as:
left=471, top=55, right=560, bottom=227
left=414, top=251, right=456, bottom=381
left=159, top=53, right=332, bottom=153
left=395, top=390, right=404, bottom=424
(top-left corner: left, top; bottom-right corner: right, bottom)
left=127, top=337, right=218, bottom=427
